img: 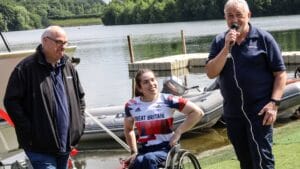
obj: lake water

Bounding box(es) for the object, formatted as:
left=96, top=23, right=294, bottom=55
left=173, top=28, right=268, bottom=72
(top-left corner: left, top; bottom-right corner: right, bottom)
left=1, top=14, right=300, bottom=109
left=1, top=15, right=300, bottom=169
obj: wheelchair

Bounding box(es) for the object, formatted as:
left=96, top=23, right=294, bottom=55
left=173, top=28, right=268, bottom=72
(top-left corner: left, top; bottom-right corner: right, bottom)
left=159, top=144, right=201, bottom=169
left=121, top=144, right=201, bottom=169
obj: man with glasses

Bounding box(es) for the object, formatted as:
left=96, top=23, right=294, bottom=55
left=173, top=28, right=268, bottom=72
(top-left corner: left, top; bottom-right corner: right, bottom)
left=4, top=26, right=85, bottom=169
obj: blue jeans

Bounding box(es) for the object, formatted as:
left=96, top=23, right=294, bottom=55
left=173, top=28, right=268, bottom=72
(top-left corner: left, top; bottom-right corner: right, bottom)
left=25, top=151, right=70, bottom=169
left=130, top=142, right=170, bottom=169
left=224, top=116, right=274, bottom=169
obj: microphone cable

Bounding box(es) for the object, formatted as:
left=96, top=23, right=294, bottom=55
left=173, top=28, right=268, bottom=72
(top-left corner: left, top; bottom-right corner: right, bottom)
left=228, top=24, right=263, bottom=169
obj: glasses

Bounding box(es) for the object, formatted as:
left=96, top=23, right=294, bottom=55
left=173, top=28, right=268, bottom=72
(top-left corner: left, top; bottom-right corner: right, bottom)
left=46, top=36, right=68, bottom=46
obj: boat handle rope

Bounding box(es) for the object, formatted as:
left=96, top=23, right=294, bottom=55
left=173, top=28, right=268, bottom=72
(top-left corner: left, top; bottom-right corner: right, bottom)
left=85, top=110, right=130, bottom=152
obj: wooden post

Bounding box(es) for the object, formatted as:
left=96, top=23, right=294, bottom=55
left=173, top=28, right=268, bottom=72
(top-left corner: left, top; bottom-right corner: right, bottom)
left=127, top=35, right=135, bottom=63
left=181, top=30, right=186, bottom=54
left=132, top=79, right=135, bottom=99
left=181, top=30, right=187, bottom=86
left=127, top=35, right=135, bottom=98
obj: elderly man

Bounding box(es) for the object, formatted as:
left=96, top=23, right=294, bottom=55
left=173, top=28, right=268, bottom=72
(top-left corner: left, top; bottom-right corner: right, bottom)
left=4, top=26, right=85, bottom=169
left=205, top=0, right=287, bottom=169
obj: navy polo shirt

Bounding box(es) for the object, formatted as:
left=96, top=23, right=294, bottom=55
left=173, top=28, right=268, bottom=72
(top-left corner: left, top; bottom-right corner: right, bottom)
left=207, top=24, right=286, bottom=117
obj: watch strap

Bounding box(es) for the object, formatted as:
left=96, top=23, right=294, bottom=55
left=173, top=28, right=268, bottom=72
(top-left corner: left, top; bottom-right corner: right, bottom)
left=270, top=98, right=281, bottom=106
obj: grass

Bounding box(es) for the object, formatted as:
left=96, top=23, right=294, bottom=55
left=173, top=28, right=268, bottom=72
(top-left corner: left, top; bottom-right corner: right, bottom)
left=197, top=119, right=300, bottom=169
left=49, top=17, right=102, bottom=27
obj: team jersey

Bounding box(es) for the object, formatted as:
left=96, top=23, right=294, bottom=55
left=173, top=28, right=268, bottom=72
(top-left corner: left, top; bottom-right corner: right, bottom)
left=125, top=93, right=187, bottom=146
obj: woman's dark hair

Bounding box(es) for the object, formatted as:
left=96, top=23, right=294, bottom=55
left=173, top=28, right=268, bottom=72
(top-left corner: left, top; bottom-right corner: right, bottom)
left=134, top=69, right=155, bottom=97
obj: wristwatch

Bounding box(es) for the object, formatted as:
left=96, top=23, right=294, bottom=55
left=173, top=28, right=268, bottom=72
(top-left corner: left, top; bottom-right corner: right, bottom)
left=270, top=98, right=281, bottom=106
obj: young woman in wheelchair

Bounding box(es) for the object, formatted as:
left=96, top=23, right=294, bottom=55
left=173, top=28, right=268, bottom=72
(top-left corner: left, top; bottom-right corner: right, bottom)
left=124, top=69, right=204, bottom=169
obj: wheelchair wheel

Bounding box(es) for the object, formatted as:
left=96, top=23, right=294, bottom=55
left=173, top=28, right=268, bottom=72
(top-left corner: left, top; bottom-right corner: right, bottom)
left=176, top=150, right=201, bottom=169
left=164, top=145, right=181, bottom=169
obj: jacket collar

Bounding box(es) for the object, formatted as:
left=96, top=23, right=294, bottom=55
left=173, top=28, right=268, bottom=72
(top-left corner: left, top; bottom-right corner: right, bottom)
left=36, top=44, right=67, bottom=68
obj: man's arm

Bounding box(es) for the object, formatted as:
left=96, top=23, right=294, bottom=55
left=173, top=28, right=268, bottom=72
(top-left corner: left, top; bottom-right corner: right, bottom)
left=4, top=67, right=32, bottom=146
left=271, top=71, right=287, bottom=100
left=205, top=46, right=230, bottom=78
left=4, top=68, right=30, bottom=129
left=259, top=71, right=287, bottom=125
left=206, top=29, right=239, bottom=78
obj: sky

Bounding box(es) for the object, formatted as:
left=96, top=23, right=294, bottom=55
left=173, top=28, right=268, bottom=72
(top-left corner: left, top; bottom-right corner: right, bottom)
left=102, top=0, right=111, bottom=4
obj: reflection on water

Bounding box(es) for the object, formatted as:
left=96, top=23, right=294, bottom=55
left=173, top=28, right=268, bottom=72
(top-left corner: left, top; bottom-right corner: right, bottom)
left=180, top=127, right=229, bottom=154
left=77, top=124, right=229, bottom=151
left=132, top=28, right=300, bottom=61
left=72, top=150, right=128, bottom=169
left=74, top=126, right=229, bottom=169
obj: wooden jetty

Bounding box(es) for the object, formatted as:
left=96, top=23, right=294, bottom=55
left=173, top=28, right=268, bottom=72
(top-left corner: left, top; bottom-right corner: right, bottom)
left=128, top=51, right=300, bottom=72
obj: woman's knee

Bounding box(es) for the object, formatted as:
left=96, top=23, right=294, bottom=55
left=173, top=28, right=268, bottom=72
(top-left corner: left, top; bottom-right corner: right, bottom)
left=143, top=153, right=157, bottom=162
left=130, top=155, right=144, bottom=169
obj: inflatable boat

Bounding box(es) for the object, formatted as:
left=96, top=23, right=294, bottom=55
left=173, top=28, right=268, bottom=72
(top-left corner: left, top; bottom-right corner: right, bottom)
left=81, top=88, right=223, bottom=141
left=278, top=82, right=300, bottom=118
left=81, top=80, right=300, bottom=142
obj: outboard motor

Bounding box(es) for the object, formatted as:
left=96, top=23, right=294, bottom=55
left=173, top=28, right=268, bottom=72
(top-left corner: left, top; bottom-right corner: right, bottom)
left=204, top=77, right=220, bottom=91
left=161, top=76, right=186, bottom=96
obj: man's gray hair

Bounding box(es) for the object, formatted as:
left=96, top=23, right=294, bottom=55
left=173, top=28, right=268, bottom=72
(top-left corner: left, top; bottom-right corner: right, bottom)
left=41, top=26, right=66, bottom=43
left=224, top=0, right=250, bottom=13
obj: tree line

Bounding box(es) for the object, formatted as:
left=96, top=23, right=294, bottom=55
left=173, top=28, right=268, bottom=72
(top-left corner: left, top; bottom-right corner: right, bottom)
left=102, top=0, right=300, bottom=25
left=1, top=0, right=300, bottom=31
left=0, top=0, right=105, bottom=31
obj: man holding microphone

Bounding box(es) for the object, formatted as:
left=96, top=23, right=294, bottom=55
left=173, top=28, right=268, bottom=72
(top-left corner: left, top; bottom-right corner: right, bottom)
left=205, top=0, right=286, bottom=169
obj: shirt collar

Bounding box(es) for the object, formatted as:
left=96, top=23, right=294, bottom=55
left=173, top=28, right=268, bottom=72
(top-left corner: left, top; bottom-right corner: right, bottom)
left=247, top=23, right=260, bottom=39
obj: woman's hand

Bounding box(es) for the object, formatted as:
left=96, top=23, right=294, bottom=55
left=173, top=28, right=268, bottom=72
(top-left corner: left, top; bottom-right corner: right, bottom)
left=169, top=131, right=181, bottom=147
left=124, top=153, right=137, bottom=168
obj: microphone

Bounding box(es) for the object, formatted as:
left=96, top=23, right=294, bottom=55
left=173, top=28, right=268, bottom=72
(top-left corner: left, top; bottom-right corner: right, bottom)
left=230, top=23, right=239, bottom=30
left=229, top=23, right=239, bottom=47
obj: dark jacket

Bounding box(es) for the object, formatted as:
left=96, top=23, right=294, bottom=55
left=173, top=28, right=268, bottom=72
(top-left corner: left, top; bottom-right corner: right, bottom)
left=4, top=45, right=85, bottom=154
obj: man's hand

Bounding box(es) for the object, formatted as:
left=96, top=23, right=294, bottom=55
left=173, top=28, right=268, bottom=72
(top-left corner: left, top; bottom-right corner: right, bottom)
left=258, top=102, right=278, bottom=125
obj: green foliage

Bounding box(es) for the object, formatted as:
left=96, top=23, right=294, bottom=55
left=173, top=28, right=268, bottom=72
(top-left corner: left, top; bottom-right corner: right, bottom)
left=49, top=17, right=102, bottom=27
left=102, top=0, right=300, bottom=25
left=0, top=14, right=6, bottom=31
left=0, top=0, right=105, bottom=31
left=1, top=0, right=300, bottom=30
left=101, top=0, right=225, bottom=24
left=271, top=30, right=300, bottom=52
left=0, top=1, right=39, bottom=31
left=102, top=0, right=124, bottom=25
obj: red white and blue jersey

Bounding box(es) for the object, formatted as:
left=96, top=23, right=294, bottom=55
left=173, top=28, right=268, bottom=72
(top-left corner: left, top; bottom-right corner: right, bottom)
left=125, top=93, right=187, bottom=146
